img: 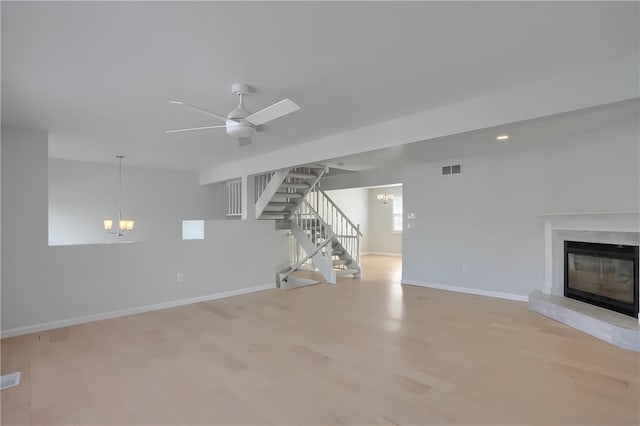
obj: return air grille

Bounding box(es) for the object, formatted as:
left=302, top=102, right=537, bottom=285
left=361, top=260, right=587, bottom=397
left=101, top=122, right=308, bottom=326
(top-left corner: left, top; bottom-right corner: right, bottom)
left=442, top=164, right=462, bottom=175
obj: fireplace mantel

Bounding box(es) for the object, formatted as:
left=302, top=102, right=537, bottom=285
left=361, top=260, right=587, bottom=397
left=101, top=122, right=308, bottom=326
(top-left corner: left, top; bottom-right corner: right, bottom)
left=539, top=212, right=640, bottom=232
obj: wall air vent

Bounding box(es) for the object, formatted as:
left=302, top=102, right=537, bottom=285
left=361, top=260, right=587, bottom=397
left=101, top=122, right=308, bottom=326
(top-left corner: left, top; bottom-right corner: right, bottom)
left=442, top=164, right=462, bottom=175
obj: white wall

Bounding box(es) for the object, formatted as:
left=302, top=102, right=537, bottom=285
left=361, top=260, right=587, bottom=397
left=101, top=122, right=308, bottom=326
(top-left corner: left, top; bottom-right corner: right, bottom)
left=2, top=127, right=286, bottom=335
left=402, top=107, right=639, bottom=298
left=367, top=187, right=402, bottom=255
left=539, top=113, right=640, bottom=213
left=321, top=167, right=403, bottom=191
left=49, top=158, right=226, bottom=245
left=324, top=187, right=369, bottom=253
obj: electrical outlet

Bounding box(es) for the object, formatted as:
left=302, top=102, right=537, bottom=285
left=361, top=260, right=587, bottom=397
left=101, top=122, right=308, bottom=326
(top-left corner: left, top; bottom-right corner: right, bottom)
left=462, top=264, right=469, bottom=273
left=177, top=272, right=184, bottom=282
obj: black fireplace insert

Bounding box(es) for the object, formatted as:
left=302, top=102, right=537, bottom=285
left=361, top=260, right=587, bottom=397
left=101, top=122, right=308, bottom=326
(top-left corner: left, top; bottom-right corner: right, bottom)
left=564, top=241, right=639, bottom=317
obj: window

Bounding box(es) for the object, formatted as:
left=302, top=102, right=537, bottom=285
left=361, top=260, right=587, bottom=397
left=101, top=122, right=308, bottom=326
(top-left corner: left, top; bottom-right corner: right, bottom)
left=392, top=195, right=403, bottom=232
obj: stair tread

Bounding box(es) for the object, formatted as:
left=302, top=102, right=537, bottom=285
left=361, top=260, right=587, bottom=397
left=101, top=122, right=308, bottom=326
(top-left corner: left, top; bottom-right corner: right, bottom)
left=260, top=212, right=290, bottom=219
left=264, top=202, right=297, bottom=211
left=274, top=192, right=304, bottom=198
left=287, top=172, right=317, bottom=179
left=267, top=202, right=297, bottom=206
left=280, top=183, right=310, bottom=189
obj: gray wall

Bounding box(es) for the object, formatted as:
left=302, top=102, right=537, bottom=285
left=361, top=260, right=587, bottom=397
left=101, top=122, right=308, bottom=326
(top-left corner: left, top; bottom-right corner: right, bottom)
left=2, top=127, right=285, bottom=334
left=321, top=167, right=402, bottom=191
left=324, top=187, right=369, bottom=253
left=367, top=187, right=403, bottom=255
left=402, top=109, right=639, bottom=298
left=49, top=158, right=225, bottom=245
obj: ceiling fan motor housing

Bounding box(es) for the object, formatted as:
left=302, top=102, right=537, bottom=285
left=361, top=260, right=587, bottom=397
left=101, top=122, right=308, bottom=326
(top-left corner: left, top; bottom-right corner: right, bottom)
left=226, top=83, right=255, bottom=137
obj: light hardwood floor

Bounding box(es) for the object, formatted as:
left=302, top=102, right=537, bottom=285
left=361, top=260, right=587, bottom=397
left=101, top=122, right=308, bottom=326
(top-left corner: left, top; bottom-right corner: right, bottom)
left=2, top=255, right=639, bottom=425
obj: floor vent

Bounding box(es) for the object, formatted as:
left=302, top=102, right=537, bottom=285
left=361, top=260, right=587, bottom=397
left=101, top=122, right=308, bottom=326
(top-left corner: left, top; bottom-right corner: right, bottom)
left=1, top=372, right=21, bottom=390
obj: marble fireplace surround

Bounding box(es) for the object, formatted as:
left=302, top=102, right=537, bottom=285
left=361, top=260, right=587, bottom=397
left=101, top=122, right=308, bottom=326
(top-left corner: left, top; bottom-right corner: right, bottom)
left=528, top=212, right=640, bottom=351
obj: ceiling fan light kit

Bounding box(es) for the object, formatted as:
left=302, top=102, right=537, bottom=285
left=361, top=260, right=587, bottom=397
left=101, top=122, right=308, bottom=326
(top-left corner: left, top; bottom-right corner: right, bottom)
left=166, top=83, right=300, bottom=147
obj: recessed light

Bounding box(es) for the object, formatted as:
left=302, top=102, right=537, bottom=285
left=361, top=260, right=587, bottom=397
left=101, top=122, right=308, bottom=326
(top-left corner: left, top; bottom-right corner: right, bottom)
left=496, top=134, right=509, bottom=141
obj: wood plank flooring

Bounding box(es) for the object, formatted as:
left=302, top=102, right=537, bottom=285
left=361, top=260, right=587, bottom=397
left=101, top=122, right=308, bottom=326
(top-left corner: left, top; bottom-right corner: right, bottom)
left=2, top=255, right=639, bottom=425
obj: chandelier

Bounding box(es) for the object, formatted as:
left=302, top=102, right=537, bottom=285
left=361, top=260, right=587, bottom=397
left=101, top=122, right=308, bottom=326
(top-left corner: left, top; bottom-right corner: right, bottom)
left=103, top=155, right=135, bottom=236
left=376, top=188, right=395, bottom=204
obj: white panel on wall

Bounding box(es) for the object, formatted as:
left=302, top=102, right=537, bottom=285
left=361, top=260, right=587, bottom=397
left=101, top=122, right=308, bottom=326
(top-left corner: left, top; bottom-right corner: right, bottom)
left=182, top=220, right=205, bottom=240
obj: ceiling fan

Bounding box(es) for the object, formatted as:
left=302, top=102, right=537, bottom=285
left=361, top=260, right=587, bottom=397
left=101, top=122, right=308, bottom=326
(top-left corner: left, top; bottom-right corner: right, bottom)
left=166, top=83, right=300, bottom=147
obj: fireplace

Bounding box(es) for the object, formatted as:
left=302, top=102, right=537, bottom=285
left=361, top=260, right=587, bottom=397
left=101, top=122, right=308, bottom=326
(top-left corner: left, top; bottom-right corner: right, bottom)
left=564, top=241, right=639, bottom=317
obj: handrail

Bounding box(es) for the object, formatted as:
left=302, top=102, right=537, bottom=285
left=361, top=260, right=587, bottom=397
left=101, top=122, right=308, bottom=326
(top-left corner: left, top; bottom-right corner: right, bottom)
left=315, top=188, right=364, bottom=237
left=280, top=233, right=335, bottom=283
left=305, top=168, right=327, bottom=196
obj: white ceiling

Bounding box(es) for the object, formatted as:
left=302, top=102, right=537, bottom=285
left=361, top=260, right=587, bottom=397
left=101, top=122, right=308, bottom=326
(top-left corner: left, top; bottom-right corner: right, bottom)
left=323, top=99, right=640, bottom=172
left=2, top=2, right=638, bottom=172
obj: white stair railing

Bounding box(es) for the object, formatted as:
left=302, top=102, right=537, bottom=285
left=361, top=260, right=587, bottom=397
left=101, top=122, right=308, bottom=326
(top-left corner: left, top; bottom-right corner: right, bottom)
left=288, top=232, right=309, bottom=267
left=286, top=199, right=336, bottom=285
left=306, top=187, right=363, bottom=268
left=225, top=179, right=242, bottom=217
left=254, top=171, right=275, bottom=202
left=255, top=168, right=290, bottom=219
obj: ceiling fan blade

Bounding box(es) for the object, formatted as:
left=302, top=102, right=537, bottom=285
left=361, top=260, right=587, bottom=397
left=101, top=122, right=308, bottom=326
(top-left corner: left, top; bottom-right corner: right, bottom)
left=237, top=137, right=252, bottom=147
left=244, top=98, right=300, bottom=126
left=165, top=125, right=226, bottom=134
left=169, top=101, right=229, bottom=122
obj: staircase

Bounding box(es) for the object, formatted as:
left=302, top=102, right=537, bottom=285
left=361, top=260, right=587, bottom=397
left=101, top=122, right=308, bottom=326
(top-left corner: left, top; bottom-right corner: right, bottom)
left=254, top=167, right=363, bottom=287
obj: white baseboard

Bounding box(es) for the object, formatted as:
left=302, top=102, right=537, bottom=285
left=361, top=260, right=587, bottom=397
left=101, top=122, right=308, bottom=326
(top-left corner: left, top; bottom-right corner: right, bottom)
left=402, top=279, right=528, bottom=302
left=362, top=252, right=402, bottom=257
left=0, top=284, right=275, bottom=339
